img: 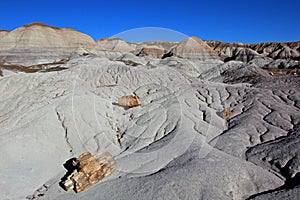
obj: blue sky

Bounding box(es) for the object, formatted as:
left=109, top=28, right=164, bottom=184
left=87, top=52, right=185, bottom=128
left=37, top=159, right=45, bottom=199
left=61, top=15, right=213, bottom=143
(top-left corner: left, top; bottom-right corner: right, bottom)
left=0, top=0, right=299, bottom=43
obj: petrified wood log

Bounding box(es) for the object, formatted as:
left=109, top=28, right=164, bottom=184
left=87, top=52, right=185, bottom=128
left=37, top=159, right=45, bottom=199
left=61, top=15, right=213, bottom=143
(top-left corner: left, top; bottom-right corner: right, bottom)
left=61, top=152, right=115, bottom=193
left=118, top=95, right=141, bottom=108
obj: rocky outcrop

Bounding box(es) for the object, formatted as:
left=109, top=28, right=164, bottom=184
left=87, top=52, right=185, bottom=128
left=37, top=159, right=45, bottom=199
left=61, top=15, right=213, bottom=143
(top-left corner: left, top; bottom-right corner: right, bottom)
left=168, top=36, right=220, bottom=60
left=61, top=152, right=115, bottom=193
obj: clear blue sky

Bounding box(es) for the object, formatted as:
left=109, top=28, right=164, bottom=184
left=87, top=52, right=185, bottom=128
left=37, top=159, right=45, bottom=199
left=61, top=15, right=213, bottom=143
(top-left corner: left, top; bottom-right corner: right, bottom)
left=0, top=0, right=299, bottom=43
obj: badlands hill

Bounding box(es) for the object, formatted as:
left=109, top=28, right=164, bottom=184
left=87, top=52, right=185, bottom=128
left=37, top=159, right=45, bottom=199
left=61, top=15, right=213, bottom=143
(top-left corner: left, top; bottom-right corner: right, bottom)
left=169, top=36, right=220, bottom=60
left=0, top=23, right=299, bottom=200
left=0, top=22, right=299, bottom=68
left=0, top=22, right=95, bottom=66
left=206, top=40, right=300, bottom=61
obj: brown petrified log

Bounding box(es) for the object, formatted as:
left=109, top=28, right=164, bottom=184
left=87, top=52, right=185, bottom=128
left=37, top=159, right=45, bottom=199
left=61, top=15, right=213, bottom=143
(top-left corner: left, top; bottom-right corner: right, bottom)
left=61, top=152, right=115, bottom=193
left=118, top=95, right=141, bottom=108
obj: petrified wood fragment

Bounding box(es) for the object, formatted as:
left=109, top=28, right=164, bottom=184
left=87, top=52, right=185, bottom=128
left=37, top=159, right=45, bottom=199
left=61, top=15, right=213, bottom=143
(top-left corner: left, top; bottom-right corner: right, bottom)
left=219, top=108, right=232, bottom=120
left=118, top=95, right=141, bottom=108
left=61, top=152, right=115, bottom=193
